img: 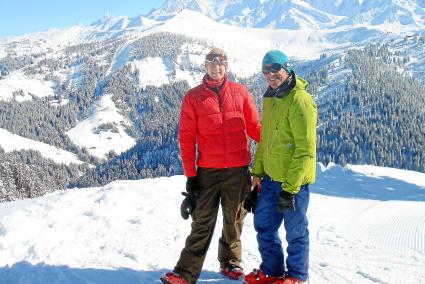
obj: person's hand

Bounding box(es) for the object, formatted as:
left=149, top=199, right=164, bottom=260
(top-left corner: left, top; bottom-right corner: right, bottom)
left=243, top=185, right=259, bottom=213
left=181, top=177, right=199, bottom=220
left=276, top=190, right=295, bottom=213
left=180, top=192, right=196, bottom=220
left=252, top=177, right=262, bottom=192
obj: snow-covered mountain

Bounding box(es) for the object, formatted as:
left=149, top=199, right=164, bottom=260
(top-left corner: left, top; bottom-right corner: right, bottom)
left=1, top=163, right=425, bottom=283
left=1, top=7, right=413, bottom=160
left=0, top=15, right=161, bottom=60
left=0, top=1, right=424, bottom=198
left=2, top=7, right=423, bottom=100
left=1, top=1, right=423, bottom=81
left=2, top=0, right=424, bottom=62
left=148, top=0, right=425, bottom=29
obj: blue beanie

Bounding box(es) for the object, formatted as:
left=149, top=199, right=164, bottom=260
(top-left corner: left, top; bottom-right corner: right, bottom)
left=262, top=50, right=292, bottom=72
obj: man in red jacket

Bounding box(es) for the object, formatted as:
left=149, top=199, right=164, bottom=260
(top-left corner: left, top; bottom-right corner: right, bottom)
left=160, top=47, right=261, bottom=284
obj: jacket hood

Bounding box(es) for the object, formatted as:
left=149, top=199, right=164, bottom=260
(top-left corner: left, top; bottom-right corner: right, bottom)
left=294, top=76, right=309, bottom=92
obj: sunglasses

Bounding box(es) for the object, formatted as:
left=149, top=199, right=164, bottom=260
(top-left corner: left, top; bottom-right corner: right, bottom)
left=262, top=63, right=284, bottom=75
left=205, top=54, right=228, bottom=65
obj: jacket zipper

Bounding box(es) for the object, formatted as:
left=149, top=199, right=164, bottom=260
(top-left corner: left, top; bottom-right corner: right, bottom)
left=217, top=91, right=227, bottom=167
left=266, top=99, right=279, bottom=178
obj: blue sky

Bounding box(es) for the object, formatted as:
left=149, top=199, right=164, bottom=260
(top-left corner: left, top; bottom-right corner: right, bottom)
left=0, top=0, right=165, bottom=40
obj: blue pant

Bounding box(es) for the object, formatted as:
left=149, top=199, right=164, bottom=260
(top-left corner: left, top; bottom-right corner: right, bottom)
left=253, top=176, right=310, bottom=281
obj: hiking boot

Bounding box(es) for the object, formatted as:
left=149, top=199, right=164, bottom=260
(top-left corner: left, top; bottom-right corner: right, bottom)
left=160, top=272, right=189, bottom=284
left=243, top=269, right=282, bottom=284
left=220, top=264, right=244, bottom=280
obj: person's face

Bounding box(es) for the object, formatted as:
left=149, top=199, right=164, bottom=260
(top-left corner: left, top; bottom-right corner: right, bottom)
left=205, top=54, right=227, bottom=81
left=262, top=64, right=289, bottom=89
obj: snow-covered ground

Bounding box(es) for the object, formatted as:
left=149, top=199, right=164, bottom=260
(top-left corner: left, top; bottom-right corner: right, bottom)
left=0, top=128, right=85, bottom=165
left=0, top=70, right=56, bottom=102
left=0, top=163, right=424, bottom=283
left=66, top=94, right=136, bottom=159
left=130, top=57, right=173, bottom=88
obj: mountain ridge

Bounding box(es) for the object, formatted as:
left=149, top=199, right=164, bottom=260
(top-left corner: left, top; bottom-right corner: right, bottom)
left=148, top=0, right=425, bottom=29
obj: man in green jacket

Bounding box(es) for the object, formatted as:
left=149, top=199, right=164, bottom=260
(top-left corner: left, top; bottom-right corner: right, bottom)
left=244, top=50, right=317, bottom=284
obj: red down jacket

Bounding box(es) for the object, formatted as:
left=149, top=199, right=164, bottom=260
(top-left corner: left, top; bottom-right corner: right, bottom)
left=179, top=75, right=261, bottom=177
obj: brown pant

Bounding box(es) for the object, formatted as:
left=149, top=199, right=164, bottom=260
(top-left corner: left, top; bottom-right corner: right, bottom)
left=174, top=166, right=251, bottom=284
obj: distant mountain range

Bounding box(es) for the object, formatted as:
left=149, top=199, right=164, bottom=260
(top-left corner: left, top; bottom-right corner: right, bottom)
left=1, top=0, right=423, bottom=63
left=148, top=0, right=425, bottom=29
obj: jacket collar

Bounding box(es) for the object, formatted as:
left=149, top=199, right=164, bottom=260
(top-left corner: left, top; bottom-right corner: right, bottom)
left=203, top=74, right=228, bottom=94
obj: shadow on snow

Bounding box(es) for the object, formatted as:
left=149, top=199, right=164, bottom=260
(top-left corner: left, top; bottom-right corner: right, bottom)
left=0, top=261, right=239, bottom=284
left=312, top=164, right=425, bottom=201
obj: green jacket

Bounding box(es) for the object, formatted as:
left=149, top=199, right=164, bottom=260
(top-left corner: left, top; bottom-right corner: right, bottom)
left=252, top=76, right=317, bottom=194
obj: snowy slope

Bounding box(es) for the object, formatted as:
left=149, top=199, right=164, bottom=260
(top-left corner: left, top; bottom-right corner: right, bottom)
left=0, top=70, right=56, bottom=102
left=0, top=163, right=424, bottom=283
left=66, top=94, right=136, bottom=159
left=0, top=128, right=85, bottom=165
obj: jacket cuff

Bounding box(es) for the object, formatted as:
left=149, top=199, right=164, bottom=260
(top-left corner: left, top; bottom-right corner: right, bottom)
left=281, top=182, right=300, bottom=194
left=183, top=165, right=197, bottom=177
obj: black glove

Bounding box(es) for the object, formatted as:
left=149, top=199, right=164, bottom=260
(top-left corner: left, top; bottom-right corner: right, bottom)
left=180, top=192, right=196, bottom=220
left=276, top=190, right=295, bottom=213
left=180, top=177, right=199, bottom=220
left=243, top=186, right=259, bottom=213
